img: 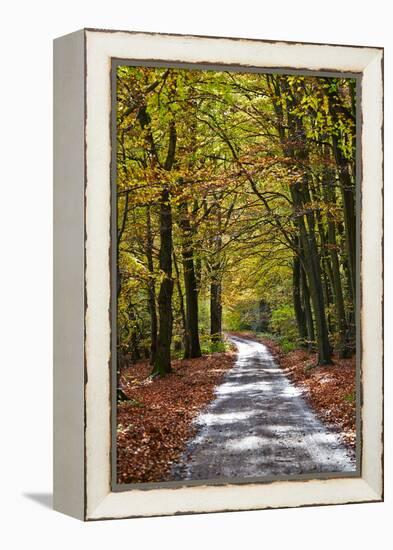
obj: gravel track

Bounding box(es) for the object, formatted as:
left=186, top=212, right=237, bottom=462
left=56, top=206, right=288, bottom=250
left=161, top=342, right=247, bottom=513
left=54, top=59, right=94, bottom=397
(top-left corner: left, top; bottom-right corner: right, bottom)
left=169, top=335, right=355, bottom=481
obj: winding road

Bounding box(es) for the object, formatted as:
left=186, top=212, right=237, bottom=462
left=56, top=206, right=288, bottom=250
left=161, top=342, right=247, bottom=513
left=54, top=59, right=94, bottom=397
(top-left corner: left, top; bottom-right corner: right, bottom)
left=170, top=335, right=355, bottom=481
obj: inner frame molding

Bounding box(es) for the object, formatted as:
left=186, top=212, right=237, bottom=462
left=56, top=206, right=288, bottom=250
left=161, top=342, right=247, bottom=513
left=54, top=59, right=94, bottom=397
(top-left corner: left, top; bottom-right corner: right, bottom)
left=109, top=59, right=363, bottom=492
left=54, top=28, right=383, bottom=521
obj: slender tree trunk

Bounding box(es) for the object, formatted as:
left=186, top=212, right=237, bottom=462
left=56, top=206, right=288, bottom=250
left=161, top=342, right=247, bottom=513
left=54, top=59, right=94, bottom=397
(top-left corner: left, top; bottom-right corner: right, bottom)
left=152, top=187, right=174, bottom=375
left=321, top=150, right=351, bottom=358
left=298, top=217, right=332, bottom=364
left=145, top=206, right=157, bottom=364
left=195, top=256, right=202, bottom=292
left=328, top=218, right=350, bottom=357
left=301, top=265, right=315, bottom=351
left=210, top=278, right=222, bottom=343
left=128, top=306, right=141, bottom=361
left=325, top=87, right=356, bottom=308
left=294, top=178, right=332, bottom=363
left=151, top=121, right=177, bottom=376
left=210, top=205, right=223, bottom=344
left=293, top=253, right=307, bottom=344
left=313, top=203, right=335, bottom=335
left=321, top=256, right=334, bottom=333
left=334, top=148, right=356, bottom=307
left=116, top=190, right=130, bottom=299
left=178, top=199, right=201, bottom=358
left=173, top=250, right=190, bottom=358
left=292, top=106, right=331, bottom=362
left=183, top=248, right=202, bottom=356
left=146, top=280, right=158, bottom=365
left=288, top=158, right=332, bottom=363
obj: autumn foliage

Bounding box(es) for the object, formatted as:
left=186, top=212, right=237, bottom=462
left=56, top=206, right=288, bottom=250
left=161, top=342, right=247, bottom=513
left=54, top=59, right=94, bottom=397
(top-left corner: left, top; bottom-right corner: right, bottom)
left=115, top=65, right=358, bottom=482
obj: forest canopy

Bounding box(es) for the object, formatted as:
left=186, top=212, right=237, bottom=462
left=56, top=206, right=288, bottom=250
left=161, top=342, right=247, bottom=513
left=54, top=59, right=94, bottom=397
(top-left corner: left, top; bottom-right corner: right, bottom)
left=116, top=65, right=357, bottom=376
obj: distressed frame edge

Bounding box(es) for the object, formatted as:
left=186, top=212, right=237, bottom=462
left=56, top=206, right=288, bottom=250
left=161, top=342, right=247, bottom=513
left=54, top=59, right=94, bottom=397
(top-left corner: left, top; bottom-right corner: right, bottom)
left=358, top=49, right=384, bottom=500
left=53, top=29, right=86, bottom=520
left=77, top=29, right=383, bottom=521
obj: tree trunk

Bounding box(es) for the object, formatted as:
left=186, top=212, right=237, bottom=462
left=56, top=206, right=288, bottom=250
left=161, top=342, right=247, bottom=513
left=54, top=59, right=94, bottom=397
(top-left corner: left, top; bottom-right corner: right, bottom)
left=333, top=147, right=356, bottom=308
left=297, top=220, right=331, bottom=363
left=210, top=278, right=222, bottom=343
left=287, top=155, right=331, bottom=363
left=301, top=265, right=315, bottom=351
left=289, top=169, right=332, bottom=364
left=328, top=221, right=350, bottom=357
left=183, top=248, right=202, bottom=356
left=173, top=250, right=190, bottom=358
left=321, top=150, right=351, bottom=358
left=293, top=253, right=307, bottom=344
left=210, top=206, right=223, bottom=344
left=321, top=255, right=334, bottom=334
left=324, top=87, right=356, bottom=309
left=145, top=206, right=157, bottom=364
left=151, top=187, right=174, bottom=376
left=151, top=120, right=177, bottom=375
left=178, top=199, right=201, bottom=358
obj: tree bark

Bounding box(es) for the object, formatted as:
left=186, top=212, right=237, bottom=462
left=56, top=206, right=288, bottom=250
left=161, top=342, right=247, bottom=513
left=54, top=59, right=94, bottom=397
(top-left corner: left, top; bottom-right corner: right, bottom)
left=151, top=187, right=174, bottom=375
left=210, top=203, right=223, bottom=344
left=116, top=190, right=130, bottom=299
left=151, top=121, right=177, bottom=376
left=178, top=199, right=201, bottom=358
left=321, top=150, right=351, bottom=358
left=293, top=253, right=307, bottom=344
left=285, top=143, right=331, bottom=363
left=301, top=265, right=315, bottom=351
left=327, top=218, right=350, bottom=357
left=210, top=278, right=222, bottom=343
left=145, top=206, right=157, bottom=364
left=173, top=249, right=190, bottom=358
left=297, top=212, right=332, bottom=364
left=324, top=86, right=356, bottom=309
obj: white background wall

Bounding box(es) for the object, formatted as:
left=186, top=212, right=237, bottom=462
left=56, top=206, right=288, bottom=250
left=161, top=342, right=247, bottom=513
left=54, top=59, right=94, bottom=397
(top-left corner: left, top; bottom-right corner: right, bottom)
left=1, top=1, right=391, bottom=548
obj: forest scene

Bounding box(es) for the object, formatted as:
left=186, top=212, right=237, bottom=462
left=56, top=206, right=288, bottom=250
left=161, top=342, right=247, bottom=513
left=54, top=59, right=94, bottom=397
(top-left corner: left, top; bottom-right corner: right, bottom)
left=115, top=64, right=358, bottom=485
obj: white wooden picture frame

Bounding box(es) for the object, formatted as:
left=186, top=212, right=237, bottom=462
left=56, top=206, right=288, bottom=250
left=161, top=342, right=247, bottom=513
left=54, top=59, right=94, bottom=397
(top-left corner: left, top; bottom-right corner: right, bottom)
left=53, top=28, right=383, bottom=521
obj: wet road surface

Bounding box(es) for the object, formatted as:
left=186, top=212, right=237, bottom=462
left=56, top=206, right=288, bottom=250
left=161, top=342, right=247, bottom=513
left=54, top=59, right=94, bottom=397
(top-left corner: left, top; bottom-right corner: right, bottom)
left=169, top=335, right=355, bottom=481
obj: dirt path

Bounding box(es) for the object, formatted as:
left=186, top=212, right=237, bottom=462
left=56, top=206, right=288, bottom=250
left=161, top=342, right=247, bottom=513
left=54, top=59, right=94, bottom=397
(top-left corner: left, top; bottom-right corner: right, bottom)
left=169, top=335, right=355, bottom=481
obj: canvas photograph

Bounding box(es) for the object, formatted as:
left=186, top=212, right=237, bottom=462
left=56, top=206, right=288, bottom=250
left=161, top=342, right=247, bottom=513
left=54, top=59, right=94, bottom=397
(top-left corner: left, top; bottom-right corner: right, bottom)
left=113, top=63, right=359, bottom=487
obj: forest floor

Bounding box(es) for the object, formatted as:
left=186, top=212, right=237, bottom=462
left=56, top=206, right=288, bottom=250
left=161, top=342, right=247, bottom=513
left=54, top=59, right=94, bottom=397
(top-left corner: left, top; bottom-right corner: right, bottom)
left=117, top=334, right=356, bottom=485
left=117, top=350, right=236, bottom=484
left=230, top=331, right=357, bottom=450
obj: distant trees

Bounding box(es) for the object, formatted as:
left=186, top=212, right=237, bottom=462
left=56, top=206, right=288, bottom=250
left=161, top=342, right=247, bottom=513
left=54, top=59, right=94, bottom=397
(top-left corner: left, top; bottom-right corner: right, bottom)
left=116, top=66, right=357, bottom=373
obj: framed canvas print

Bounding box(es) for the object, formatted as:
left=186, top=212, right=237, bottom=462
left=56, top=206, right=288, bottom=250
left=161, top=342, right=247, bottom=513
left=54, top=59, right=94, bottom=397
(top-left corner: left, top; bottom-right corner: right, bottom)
left=53, top=28, right=383, bottom=520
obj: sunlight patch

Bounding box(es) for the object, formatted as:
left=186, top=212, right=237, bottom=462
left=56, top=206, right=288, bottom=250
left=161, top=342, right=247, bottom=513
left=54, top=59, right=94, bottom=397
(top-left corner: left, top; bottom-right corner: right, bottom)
left=197, top=410, right=261, bottom=426
left=226, top=435, right=266, bottom=451
left=216, top=381, right=273, bottom=395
